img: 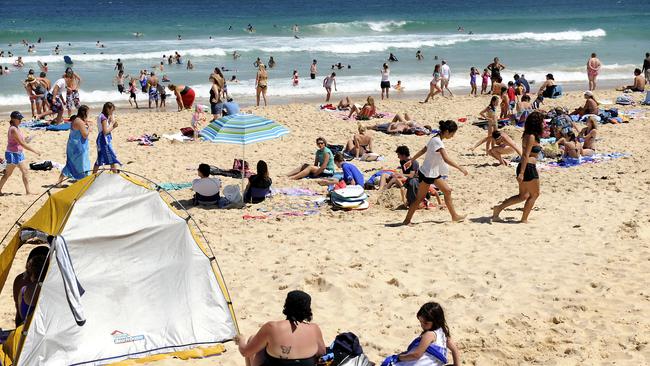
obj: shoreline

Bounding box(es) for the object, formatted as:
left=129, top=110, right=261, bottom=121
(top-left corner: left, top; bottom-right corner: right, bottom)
left=0, top=78, right=637, bottom=115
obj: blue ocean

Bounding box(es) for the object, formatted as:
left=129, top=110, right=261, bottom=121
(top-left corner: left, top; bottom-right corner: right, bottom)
left=1, top=0, right=649, bottom=107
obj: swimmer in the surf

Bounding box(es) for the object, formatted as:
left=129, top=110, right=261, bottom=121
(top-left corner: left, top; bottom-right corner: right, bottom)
left=388, top=53, right=398, bottom=62
left=177, top=34, right=182, bottom=41
left=233, top=51, right=241, bottom=59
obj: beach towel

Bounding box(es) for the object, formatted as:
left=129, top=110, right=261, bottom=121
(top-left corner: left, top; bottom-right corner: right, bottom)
left=548, top=152, right=629, bottom=168
left=271, top=187, right=321, bottom=196
left=61, top=128, right=90, bottom=180
left=46, top=123, right=71, bottom=131
left=162, top=132, right=192, bottom=142
left=157, top=182, right=192, bottom=191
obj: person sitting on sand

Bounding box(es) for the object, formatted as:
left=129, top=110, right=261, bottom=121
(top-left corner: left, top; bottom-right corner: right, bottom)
left=538, top=74, right=558, bottom=98
left=381, top=302, right=461, bottom=366
left=244, top=160, right=272, bottom=204
left=571, top=91, right=599, bottom=116
left=13, top=246, right=49, bottom=326
left=344, top=123, right=373, bottom=159
left=402, top=120, right=468, bottom=225
left=319, top=153, right=365, bottom=186
left=557, top=131, right=582, bottom=159
left=393, top=80, right=404, bottom=92
left=15, top=250, right=49, bottom=325
left=287, top=137, right=335, bottom=180
left=235, top=290, right=326, bottom=366
left=616, top=68, right=645, bottom=92
left=578, top=116, right=598, bottom=156
left=192, top=163, right=221, bottom=205
left=514, top=94, right=533, bottom=124
left=345, top=96, right=376, bottom=120
left=337, top=96, right=352, bottom=110
left=488, top=130, right=522, bottom=166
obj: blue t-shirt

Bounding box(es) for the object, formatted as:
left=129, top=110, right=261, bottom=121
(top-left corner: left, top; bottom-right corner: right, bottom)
left=222, top=102, right=240, bottom=116
left=341, top=162, right=364, bottom=186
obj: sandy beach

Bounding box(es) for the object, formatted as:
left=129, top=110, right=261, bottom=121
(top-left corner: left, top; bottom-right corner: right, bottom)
left=0, top=89, right=648, bottom=365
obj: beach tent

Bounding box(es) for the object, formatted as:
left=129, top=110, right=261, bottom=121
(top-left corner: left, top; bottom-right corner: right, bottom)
left=0, top=171, right=237, bottom=365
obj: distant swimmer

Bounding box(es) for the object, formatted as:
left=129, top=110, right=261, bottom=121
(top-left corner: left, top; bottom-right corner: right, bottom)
left=209, top=36, right=213, bottom=41
left=254, top=57, right=262, bottom=67
left=186, top=60, right=194, bottom=70
left=457, top=26, right=465, bottom=32
left=177, top=34, right=182, bottom=41
left=230, top=75, right=239, bottom=83
left=134, top=32, right=143, bottom=37
left=416, top=50, right=423, bottom=60
left=268, top=56, right=276, bottom=68
left=232, top=51, right=241, bottom=59
left=96, top=41, right=101, bottom=47
left=228, top=25, right=232, bottom=30
left=247, top=24, right=255, bottom=33
left=294, top=35, right=300, bottom=39
left=468, top=31, right=473, bottom=35
left=388, top=53, right=398, bottom=62
left=292, top=24, right=300, bottom=33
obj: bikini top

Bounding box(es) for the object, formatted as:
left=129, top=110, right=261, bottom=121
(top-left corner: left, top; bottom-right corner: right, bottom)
left=531, top=146, right=542, bottom=154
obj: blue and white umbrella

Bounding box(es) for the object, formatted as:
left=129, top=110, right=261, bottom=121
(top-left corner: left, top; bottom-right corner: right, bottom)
left=200, top=113, right=289, bottom=145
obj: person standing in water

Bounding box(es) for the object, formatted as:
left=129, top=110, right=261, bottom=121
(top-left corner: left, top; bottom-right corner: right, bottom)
left=323, top=73, right=337, bottom=102
left=310, top=60, right=318, bottom=80
left=587, top=53, right=601, bottom=91
left=380, top=63, right=391, bottom=100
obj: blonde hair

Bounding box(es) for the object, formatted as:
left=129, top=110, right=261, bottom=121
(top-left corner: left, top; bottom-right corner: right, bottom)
left=357, top=123, right=366, bottom=133
left=587, top=116, right=598, bottom=130
left=366, top=96, right=375, bottom=107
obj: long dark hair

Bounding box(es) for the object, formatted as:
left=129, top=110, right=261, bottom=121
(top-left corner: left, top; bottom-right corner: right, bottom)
left=437, top=120, right=458, bottom=136
left=434, top=64, right=441, bottom=73
left=417, top=302, right=450, bottom=337
left=77, top=105, right=89, bottom=121
left=523, top=111, right=544, bottom=139
left=101, top=102, right=115, bottom=118
left=257, top=160, right=269, bottom=178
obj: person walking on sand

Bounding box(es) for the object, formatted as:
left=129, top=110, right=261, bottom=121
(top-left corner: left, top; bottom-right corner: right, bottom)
left=310, top=59, right=318, bottom=80
left=421, top=64, right=442, bottom=103
left=440, top=60, right=453, bottom=97
left=0, top=112, right=40, bottom=195
left=492, top=111, right=543, bottom=223
left=587, top=53, right=601, bottom=91
left=93, top=102, right=121, bottom=174
left=57, top=105, right=92, bottom=185
left=323, top=73, right=337, bottom=102
left=380, top=63, right=391, bottom=100
left=255, top=63, right=268, bottom=106
left=402, top=120, right=468, bottom=225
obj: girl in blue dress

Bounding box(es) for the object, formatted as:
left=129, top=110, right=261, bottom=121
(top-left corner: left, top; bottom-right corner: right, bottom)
left=57, top=105, right=91, bottom=184
left=93, top=102, right=121, bottom=173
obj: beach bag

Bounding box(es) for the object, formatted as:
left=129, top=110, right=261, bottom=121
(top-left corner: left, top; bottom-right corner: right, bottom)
left=223, top=185, right=242, bottom=206
left=616, top=95, right=634, bottom=105
left=327, top=144, right=344, bottom=155
left=29, top=161, right=53, bottom=171
left=325, top=332, right=367, bottom=366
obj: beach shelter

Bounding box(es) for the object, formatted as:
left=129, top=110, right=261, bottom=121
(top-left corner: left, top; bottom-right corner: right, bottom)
left=0, top=171, right=237, bottom=365
left=200, top=113, right=289, bottom=192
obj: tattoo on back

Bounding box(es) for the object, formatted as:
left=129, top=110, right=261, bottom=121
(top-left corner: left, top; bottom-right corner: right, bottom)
left=280, top=345, right=292, bottom=358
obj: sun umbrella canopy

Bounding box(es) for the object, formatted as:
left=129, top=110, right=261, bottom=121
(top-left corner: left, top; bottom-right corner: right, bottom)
left=200, top=114, right=289, bottom=145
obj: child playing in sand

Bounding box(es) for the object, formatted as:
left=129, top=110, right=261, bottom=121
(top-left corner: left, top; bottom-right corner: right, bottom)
left=480, top=68, right=490, bottom=94
left=93, top=102, right=120, bottom=173
left=470, top=67, right=480, bottom=96
left=381, top=302, right=461, bottom=366
left=128, top=79, right=138, bottom=109
left=157, top=83, right=166, bottom=110
left=393, top=80, right=404, bottom=92
left=402, top=120, right=468, bottom=225
left=500, top=87, right=509, bottom=119
left=191, top=104, right=207, bottom=141
left=0, top=111, right=40, bottom=195
left=472, top=96, right=500, bottom=154
left=292, top=70, right=299, bottom=86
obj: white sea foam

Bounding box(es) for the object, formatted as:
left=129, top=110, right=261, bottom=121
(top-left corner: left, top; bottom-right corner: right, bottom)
left=308, top=20, right=412, bottom=33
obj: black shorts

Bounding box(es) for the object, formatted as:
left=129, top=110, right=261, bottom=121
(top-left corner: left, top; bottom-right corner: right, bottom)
left=211, top=102, right=223, bottom=115
left=130, top=92, right=136, bottom=99
left=117, top=84, right=125, bottom=93
left=418, top=171, right=441, bottom=185
left=516, top=162, right=539, bottom=181
left=381, top=81, right=390, bottom=89
left=310, top=73, right=316, bottom=80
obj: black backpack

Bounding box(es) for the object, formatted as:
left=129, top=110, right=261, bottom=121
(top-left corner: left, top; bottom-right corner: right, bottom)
left=29, top=161, right=53, bottom=171
left=330, top=332, right=363, bottom=365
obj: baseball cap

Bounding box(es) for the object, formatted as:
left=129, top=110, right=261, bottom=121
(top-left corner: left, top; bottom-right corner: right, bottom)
left=584, top=91, right=593, bottom=97
left=10, top=111, right=24, bottom=120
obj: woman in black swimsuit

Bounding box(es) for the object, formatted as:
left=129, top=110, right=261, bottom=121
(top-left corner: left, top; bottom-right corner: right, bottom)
left=492, top=111, right=543, bottom=223
left=235, top=290, right=326, bottom=366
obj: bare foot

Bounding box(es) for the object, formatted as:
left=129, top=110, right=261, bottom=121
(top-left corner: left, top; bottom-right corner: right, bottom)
left=519, top=219, right=529, bottom=223
left=491, top=207, right=502, bottom=221
left=451, top=214, right=466, bottom=222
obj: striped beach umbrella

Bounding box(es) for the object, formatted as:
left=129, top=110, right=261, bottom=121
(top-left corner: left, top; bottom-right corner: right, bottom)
left=200, top=113, right=289, bottom=198
left=200, top=113, right=289, bottom=144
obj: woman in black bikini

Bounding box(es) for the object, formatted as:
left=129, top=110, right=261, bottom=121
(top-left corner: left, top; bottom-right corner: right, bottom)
left=492, top=111, right=543, bottom=223
left=234, top=290, right=326, bottom=366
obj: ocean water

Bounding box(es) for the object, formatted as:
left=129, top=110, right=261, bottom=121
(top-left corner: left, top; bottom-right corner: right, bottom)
left=0, top=0, right=649, bottom=107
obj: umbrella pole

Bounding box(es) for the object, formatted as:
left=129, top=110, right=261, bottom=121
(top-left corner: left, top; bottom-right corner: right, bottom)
left=241, top=143, right=246, bottom=203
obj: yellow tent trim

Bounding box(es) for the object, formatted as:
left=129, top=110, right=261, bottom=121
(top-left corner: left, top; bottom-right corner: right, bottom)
left=108, top=344, right=226, bottom=365
left=0, top=174, right=96, bottom=297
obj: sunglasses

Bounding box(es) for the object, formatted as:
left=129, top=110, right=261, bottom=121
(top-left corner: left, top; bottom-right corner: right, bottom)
left=316, top=141, right=325, bottom=145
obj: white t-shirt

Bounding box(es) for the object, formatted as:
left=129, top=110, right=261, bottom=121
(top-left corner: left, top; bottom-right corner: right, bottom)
left=419, top=136, right=448, bottom=178
left=51, top=78, right=66, bottom=95
left=192, top=177, right=222, bottom=197
left=441, top=64, right=451, bottom=79
left=381, top=69, right=390, bottom=82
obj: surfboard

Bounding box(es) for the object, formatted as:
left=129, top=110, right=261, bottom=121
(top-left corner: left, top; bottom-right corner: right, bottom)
left=331, top=185, right=365, bottom=199
left=63, top=55, right=73, bottom=65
